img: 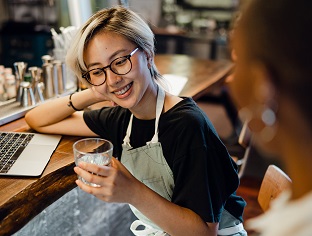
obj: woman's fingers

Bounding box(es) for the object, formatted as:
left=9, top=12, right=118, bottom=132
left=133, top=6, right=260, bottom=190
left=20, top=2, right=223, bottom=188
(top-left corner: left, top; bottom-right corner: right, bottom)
left=74, top=157, right=138, bottom=203
left=78, top=161, right=110, bottom=176
left=75, top=179, right=99, bottom=194
left=74, top=166, right=115, bottom=200
left=91, top=86, right=110, bottom=102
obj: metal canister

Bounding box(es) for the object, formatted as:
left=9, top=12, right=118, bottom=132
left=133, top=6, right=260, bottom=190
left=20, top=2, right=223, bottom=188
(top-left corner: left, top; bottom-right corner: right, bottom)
left=42, top=63, right=55, bottom=99
left=52, top=60, right=66, bottom=95
left=13, top=62, right=27, bottom=102
left=20, top=81, right=36, bottom=107
left=41, top=55, right=53, bottom=64
left=29, top=66, right=44, bottom=103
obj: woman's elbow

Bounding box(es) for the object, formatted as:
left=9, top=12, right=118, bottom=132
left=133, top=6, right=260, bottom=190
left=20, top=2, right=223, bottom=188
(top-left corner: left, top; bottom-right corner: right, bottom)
left=25, top=111, right=41, bottom=132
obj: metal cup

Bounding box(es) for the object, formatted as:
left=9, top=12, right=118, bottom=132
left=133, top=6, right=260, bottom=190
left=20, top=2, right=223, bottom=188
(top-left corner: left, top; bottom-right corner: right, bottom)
left=41, top=55, right=53, bottom=64
left=13, top=61, right=28, bottom=102
left=29, top=67, right=44, bottom=103
left=20, top=81, right=36, bottom=107
left=28, top=66, right=41, bottom=83
left=33, top=81, right=45, bottom=103
left=42, top=63, right=55, bottom=99
left=52, top=60, right=66, bottom=95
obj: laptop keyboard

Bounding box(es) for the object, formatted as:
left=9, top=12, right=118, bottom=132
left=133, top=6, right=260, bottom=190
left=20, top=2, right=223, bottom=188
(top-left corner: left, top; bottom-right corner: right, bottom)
left=0, top=132, right=34, bottom=173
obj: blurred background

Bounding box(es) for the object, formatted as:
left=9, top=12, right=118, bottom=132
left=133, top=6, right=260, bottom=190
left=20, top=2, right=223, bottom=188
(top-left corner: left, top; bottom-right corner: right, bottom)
left=0, top=0, right=238, bottom=68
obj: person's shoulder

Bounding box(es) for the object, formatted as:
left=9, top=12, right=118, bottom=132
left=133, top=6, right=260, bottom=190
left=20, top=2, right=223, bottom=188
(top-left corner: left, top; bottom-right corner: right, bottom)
left=162, top=97, right=211, bottom=130
left=170, top=97, right=207, bottom=120
left=167, top=97, right=197, bottom=112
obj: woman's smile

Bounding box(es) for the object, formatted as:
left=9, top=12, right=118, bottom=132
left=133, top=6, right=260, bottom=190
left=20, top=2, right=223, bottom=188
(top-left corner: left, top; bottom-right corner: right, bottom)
left=113, top=82, right=133, bottom=98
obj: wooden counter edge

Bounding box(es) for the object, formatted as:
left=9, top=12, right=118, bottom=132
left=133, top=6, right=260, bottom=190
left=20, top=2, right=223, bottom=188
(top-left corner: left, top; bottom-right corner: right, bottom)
left=0, top=162, right=77, bottom=236
left=192, top=61, right=234, bottom=101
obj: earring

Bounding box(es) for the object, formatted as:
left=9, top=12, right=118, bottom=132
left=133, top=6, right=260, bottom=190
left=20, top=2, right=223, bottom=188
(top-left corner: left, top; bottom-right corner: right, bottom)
left=147, top=59, right=152, bottom=69
left=260, top=107, right=277, bottom=142
left=239, top=104, right=278, bottom=143
left=149, top=67, right=155, bottom=78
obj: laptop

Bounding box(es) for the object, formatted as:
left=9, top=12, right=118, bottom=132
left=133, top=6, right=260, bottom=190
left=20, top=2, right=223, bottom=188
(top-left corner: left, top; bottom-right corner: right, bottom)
left=0, top=131, right=62, bottom=177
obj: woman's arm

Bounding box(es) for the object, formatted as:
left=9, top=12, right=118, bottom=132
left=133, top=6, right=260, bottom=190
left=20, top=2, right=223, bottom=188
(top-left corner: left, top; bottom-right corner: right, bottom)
left=131, top=180, right=219, bottom=236
left=25, top=88, right=100, bottom=136
left=74, top=159, right=219, bottom=236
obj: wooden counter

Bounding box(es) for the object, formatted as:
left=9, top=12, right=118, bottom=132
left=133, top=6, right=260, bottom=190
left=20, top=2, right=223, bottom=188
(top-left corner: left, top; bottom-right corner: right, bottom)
left=155, top=54, right=233, bottom=99
left=0, top=55, right=233, bottom=235
left=0, top=118, right=82, bottom=235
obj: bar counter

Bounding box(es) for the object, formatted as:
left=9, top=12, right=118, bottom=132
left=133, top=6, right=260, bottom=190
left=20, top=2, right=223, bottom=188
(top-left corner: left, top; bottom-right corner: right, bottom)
left=0, top=118, right=82, bottom=235
left=0, top=54, right=234, bottom=235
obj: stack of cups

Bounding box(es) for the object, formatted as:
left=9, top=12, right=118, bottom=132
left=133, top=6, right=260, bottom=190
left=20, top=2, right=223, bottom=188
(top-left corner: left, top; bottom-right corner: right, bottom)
left=41, top=55, right=67, bottom=99
left=13, top=56, right=68, bottom=107
left=0, top=66, right=16, bottom=101
left=13, top=62, right=28, bottom=103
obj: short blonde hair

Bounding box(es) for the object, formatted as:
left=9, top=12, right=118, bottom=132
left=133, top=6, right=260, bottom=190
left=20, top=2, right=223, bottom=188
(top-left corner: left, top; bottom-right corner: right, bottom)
left=66, top=6, right=161, bottom=84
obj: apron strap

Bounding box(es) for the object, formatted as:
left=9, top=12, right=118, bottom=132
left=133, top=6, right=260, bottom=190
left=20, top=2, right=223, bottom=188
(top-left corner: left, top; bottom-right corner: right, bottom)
left=122, top=85, right=165, bottom=146
left=123, top=114, right=133, bottom=146
left=130, top=220, right=167, bottom=236
left=148, top=86, right=165, bottom=144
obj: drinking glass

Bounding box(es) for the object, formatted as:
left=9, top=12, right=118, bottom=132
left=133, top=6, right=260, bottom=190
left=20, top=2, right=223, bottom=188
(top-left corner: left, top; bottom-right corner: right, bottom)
left=73, top=138, right=113, bottom=187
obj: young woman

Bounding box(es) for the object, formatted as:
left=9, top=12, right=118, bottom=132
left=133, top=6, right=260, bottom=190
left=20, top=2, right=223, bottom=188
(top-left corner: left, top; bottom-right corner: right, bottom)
left=230, top=0, right=312, bottom=235
left=25, top=6, right=246, bottom=236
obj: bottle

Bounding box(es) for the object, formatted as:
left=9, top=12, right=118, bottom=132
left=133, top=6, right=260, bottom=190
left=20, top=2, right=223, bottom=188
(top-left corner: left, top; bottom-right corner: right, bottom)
left=13, top=62, right=28, bottom=102
left=23, top=73, right=32, bottom=83
left=0, top=65, right=6, bottom=101
left=4, top=74, right=16, bottom=99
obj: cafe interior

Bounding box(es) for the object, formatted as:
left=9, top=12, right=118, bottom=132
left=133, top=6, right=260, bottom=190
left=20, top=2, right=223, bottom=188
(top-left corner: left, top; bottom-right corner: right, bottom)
left=0, top=0, right=285, bottom=235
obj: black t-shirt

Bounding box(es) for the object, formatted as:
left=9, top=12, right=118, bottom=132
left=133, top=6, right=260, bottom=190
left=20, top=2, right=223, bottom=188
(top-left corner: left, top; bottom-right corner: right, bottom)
left=83, top=97, right=246, bottom=223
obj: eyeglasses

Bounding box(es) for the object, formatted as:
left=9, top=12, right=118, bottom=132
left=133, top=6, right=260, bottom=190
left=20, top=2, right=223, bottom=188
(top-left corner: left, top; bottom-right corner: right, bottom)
left=82, top=47, right=139, bottom=86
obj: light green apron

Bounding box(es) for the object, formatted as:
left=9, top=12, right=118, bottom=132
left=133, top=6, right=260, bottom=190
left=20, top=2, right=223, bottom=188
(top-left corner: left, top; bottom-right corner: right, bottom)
left=121, top=86, right=246, bottom=236
left=121, top=86, right=171, bottom=235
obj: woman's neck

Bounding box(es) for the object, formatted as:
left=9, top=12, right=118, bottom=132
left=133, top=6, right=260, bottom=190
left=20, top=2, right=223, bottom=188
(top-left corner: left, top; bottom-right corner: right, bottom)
left=130, top=83, right=158, bottom=120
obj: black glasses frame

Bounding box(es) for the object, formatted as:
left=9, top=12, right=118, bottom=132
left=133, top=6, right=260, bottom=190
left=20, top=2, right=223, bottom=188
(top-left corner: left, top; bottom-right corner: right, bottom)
left=82, top=47, right=139, bottom=86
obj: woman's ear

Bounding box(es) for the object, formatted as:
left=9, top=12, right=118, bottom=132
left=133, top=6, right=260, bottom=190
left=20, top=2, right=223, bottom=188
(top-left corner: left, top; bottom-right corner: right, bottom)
left=143, top=51, right=152, bottom=68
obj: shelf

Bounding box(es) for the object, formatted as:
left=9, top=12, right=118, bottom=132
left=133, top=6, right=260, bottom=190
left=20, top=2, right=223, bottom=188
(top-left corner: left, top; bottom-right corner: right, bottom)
left=0, top=89, right=75, bottom=126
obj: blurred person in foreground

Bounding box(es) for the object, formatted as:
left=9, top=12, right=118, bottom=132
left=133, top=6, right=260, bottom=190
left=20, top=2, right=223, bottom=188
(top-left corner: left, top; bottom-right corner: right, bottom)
left=230, top=0, right=312, bottom=235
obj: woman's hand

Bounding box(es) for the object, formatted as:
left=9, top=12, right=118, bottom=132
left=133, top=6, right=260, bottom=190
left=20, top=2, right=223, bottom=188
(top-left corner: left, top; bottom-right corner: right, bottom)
left=91, top=86, right=118, bottom=107
left=91, top=86, right=111, bottom=102
left=74, top=158, right=218, bottom=235
left=74, top=157, right=140, bottom=204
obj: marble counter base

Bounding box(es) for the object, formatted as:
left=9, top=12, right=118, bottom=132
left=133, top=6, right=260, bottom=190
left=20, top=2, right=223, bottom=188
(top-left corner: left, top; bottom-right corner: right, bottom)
left=13, top=187, right=136, bottom=236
